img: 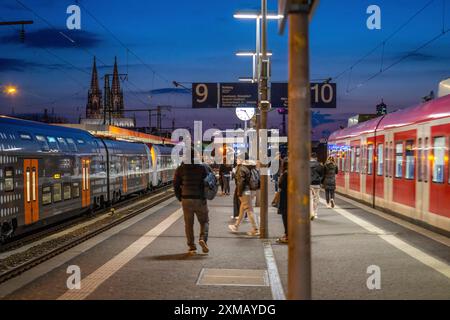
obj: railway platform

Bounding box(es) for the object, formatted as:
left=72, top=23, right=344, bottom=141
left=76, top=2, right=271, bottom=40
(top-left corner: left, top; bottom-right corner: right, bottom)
left=0, top=183, right=448, bottom=300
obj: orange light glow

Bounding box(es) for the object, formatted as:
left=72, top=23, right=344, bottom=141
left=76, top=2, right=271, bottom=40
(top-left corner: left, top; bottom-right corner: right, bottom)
left=4, top=86, right=18, bottom=95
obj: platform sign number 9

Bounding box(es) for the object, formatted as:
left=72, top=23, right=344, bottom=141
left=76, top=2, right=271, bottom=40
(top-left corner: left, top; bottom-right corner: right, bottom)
left=192, top=83, right=218, bottom=109
left=311, top=83, right=337, bottom=108
left=196, top=84, right=208, bottom=103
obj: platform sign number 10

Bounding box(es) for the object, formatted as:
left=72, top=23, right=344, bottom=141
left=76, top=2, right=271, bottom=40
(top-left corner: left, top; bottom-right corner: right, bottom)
left=310, top=83, right=336, bottom=108
left=192, top=83, right=218, bottom=109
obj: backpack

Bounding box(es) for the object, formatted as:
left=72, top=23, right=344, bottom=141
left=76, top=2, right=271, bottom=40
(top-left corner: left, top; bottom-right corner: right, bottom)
left=248, top=167, right=261, bottom=191
left=203, top=165, right=218, bottom=200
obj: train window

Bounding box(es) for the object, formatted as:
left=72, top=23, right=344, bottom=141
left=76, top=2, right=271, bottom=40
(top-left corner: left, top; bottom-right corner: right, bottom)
left=19, top=133, right=32, bottom=140
left=63, top=183, right=71, bottom=200
left=418, top=138, right=423, bottom=182
left=72, top=183, right=80, bottom=198
left=350, top=148, right=355, bottom=172
left=66, top=138, right=78, bottom=152
left=367, top=145, right=373, bottom=175
left=424, top=138, right=429, bottom=183
left=36, top=135, right=50, bottom=152
left=432, top=137, right=446, bottom=184
left=389, top=142, right=394, bottom=178
left=395, top=142, right=403, bottom=178
left=42, top=186, right=52, bottom=205
left=4, top=167, right=14, bottom=192
left=53, top=183, right=62, bottom=202
left=405, top=140, right=415, bottom=180
left=377, top=144, right=383, bottom=176
left=355, top=147, right=360, bottom=173
left=46, top=136, right=59, bottom=151
left=57, top=138, right=69, bottom=152
left=77, top=139, right=85, bottom=145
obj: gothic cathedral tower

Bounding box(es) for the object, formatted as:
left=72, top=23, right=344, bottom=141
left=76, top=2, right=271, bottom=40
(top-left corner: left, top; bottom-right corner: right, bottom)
left=86, top=57, right=103, bottom=118
left=111, top=57, right=125, bottom=117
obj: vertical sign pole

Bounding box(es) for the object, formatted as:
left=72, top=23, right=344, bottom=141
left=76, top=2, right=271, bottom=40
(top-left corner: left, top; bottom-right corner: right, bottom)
left=259, top=0, right=269, bottom=239
left=288, top=3, right=312, bottom=300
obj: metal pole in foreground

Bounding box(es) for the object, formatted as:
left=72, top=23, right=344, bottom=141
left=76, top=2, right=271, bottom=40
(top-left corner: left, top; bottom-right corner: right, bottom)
left=259, top=0, right=269, bottom=239
left=288, top=6, right=312, bottom=299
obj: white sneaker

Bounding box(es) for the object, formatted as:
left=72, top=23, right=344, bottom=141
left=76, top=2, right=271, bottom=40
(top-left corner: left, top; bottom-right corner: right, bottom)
left=326, top=203, right=331, bottom=208
left=228, top=224, right=238, bottom=233
left=247, top=230, right=260, bottom=236
left=331, top=199, right=335, bottom=208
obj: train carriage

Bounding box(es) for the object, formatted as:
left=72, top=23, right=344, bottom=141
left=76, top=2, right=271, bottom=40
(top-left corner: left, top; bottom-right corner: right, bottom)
left=328, top=94, right=450, bottom=233
left=0, top=116, right=175, bottom=240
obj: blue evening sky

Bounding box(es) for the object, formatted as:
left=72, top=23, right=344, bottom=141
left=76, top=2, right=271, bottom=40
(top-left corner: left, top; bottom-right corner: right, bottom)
left=0, top=0, right=449, bottom=137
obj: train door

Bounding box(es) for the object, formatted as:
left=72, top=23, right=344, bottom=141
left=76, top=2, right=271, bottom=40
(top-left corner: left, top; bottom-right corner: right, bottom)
left=23, top=159, right=39, bottom=225
left=384, top=131, right=394, bottom=206
left=416, top=124, right=428, bottom=220
left=81, top=158, right=91, bottom=208
left=122, top=158, right=128, bottom=194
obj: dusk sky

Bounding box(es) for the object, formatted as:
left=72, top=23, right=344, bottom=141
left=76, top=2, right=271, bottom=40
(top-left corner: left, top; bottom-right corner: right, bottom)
left=0, top=0, right=449, bottom=138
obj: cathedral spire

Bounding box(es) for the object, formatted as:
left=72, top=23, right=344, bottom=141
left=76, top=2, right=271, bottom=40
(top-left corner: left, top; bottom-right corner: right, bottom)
left=90, top=56, right=99, bottom=93
left=112, top=56, right=120, bottom=94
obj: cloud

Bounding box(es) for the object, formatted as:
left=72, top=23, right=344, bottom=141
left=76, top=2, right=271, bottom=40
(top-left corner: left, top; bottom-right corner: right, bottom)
left=149, top=88, right=191, bottom=95
left=0, top=58, right=66, bottom=72
left=0, top=28, right=101, bottom=49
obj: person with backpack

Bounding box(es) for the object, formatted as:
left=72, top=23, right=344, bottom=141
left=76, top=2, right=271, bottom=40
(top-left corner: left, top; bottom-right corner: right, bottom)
left=173, top=149, right=214, bottom=255
left=228, top=157, right=260, bottom=236
left=323, top=156, right=338, bottom=208
left=310, top=152, right=324, bottom=221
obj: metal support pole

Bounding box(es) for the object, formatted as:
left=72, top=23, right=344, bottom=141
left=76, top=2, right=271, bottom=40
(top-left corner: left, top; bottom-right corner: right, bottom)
left=259, top=0, right=269, bottom=239
left=288, top=6, right=312, bottom=300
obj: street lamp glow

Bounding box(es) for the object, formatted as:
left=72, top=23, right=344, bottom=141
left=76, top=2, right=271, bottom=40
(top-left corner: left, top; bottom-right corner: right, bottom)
left=4, top=86, right=18, bottom=96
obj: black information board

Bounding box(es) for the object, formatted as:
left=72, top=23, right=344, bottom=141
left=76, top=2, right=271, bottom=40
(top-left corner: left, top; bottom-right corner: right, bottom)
left=220, top=83, right=258, bottom=108
left=271, top=82, right=337, bottom=109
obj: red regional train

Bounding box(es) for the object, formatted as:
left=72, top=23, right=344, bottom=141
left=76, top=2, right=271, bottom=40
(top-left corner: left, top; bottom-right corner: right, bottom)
left=328, top=94, right=450, bottom=234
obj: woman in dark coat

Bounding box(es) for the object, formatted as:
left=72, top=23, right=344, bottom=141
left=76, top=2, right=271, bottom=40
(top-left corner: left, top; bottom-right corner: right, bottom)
left=277, top=159, right=288, bottom=244
left=323, top=156, right=338, bottom=208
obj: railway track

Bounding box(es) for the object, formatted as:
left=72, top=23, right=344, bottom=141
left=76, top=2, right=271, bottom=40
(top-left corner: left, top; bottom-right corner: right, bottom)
left=0, top=186, right=174, bottom=285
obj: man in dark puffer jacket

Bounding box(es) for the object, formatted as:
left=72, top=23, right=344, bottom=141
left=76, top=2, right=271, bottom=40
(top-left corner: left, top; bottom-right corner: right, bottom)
left=173, top=149, right=210, bottom=255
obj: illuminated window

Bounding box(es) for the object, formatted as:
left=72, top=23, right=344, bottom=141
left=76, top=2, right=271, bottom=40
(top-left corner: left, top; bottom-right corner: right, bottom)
left=66, top=138, right=78, bottom=152
left=36, top=135, right=50, bottom=152
left=405, top=140, right=415, bottom=180
left=424, top=138, right=429, bottom=183
left=72, top=183, right=80, bottom=198
left=377, top=144, right=383, bottom=176
left=53, top=183, right=62, bottom=202
left=355, top=147, right=360, bottom=173
left=19, top=133, right=32, bottom=140
left=63, top=183, right=71, bottom=200
left=418, top=138, right=423, bottom=182
left=57, top=137, right=69, bottom=152
left=46, top=136, right=59, bottom=151
left=432, top=137, right=446, bottom=183
left=351, top=148, right=355, bottom=172
left=367, top=145, right=373, bottom=175
left=42, top=186, right=52, bottom=205
left=395, top=142, right=403, bottom=178
left=4, top=168, right=14, bottom=192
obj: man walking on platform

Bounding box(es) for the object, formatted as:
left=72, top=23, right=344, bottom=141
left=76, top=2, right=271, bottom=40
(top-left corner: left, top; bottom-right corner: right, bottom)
left=228, top=157, right=260, bottom=236
left=174, top=150, right=211, bottom=255
left=310, top=152, right=324, bottom=221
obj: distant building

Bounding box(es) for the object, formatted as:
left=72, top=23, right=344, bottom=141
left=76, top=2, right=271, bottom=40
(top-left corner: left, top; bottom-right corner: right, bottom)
left=84, top=56, right=132, bottom=127
left=86, top=57, right=103, bottom=118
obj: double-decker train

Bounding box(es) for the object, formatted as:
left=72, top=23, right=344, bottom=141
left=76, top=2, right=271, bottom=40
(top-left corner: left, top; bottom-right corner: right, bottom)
left=328, top=94, right=450, bottom=233
left=0, top=117, right=176, bottom=240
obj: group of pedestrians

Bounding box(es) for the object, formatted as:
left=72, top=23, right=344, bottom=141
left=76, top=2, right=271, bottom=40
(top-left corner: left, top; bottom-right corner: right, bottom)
left=173, top=148, right=338, bottom=254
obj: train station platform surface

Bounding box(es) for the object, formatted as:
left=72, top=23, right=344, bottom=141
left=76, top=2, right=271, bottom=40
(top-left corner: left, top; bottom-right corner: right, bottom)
left=0, top=183, right=449, bottom=300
